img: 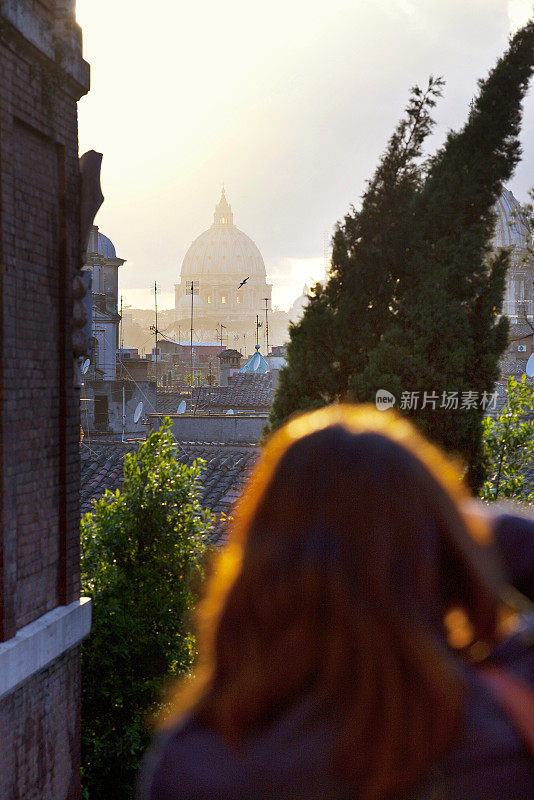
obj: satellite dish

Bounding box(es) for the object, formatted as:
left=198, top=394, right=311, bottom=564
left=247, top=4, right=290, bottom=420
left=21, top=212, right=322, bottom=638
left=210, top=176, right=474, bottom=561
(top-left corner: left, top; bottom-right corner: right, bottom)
left=226, top=409, right=234, bottom=415
left=133, top=401, right=143, bottom=423
left=176, top=400, right=186, bottom=414
left=526, top=354, right=534, bottom=378
left=82, top=359, right=90, bottom=375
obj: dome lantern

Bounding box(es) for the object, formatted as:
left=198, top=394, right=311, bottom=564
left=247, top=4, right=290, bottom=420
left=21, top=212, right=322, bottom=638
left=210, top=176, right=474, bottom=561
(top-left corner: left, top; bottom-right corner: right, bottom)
left=213, top=187, right=234, bottom=227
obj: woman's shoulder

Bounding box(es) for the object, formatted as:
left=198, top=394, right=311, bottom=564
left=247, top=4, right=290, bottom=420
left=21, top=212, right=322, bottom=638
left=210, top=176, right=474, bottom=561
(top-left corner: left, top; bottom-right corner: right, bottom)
left=427, top=615, right=534, bottom=800
left=137, top=698, right=348, bottom=800
left=136, top=714, right=208, bottom=800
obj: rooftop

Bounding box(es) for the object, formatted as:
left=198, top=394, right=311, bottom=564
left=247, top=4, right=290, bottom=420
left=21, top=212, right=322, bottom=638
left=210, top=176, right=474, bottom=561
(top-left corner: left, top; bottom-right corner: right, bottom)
left=156, top=374, right=274, bottom=413
left=80, top=436, right=258, bottom=541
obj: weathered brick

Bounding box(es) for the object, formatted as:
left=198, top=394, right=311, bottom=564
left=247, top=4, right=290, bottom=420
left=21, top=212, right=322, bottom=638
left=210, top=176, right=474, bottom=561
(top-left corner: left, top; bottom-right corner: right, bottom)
left=0, top=2, right=89, bottom=797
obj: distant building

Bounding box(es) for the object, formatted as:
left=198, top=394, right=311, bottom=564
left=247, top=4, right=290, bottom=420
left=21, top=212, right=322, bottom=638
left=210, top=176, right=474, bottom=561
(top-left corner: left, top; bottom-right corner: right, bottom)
left=83, top=225, right=125, bottom=380
left=155, top=338, right=221, bottom=384
left=82, top=228, right=155, bottom=434
left=494, top=188, right=534, bottom=378
left=218, top=349, right=243, bottom=386
left=288, top=284, right=310, bottom=324
left=175, top=189, right=272, bottom=345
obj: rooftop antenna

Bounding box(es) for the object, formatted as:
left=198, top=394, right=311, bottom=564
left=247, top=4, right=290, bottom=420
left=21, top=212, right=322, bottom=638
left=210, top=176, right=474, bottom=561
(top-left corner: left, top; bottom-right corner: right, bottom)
left=150, top=281, right=158, bottom=383
left=154, top=281, right=158, bottom=382
left=120, top=294, right=124, bottom=362
left=219, top=323, right=226, bottom=352
left=256, top=314, right=262, bottom=349
left=262, top=297, right=270, bottom=355
left=189, top=280, right=199, bottom=409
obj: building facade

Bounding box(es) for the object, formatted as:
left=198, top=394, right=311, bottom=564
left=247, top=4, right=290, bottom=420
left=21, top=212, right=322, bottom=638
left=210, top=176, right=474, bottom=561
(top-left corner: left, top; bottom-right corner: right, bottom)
left=81, top=227, right=155, bottom=434
left=83, top=225, right=125, bottom=381
left=494, top=187, right=534, bottom=377
left=0, top=2, right=91, bottom=798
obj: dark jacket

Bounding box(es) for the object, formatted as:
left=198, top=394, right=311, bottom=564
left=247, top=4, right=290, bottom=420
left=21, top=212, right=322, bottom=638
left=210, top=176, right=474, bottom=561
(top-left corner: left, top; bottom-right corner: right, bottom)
left=138, top=513, right=534, bottom=800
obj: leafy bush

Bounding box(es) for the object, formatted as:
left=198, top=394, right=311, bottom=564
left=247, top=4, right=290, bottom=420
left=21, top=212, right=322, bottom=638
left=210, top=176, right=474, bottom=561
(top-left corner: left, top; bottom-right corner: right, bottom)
left=81, top=419, right=211, bottom=799
left=481, top=375, right=534, bottom=502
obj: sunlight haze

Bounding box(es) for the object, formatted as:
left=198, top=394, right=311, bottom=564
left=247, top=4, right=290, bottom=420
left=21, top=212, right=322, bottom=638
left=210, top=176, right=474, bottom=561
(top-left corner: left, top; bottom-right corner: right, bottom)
left=76, top=0, right=534, bottom=311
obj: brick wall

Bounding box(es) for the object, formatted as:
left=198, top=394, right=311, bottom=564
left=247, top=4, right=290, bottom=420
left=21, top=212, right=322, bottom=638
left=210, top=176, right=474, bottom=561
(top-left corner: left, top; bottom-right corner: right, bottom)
left=0, top=4, right=84, bottom=633
left=0, top=647, right=81, bottom=800
left=0, top=1, right=90, bottom=797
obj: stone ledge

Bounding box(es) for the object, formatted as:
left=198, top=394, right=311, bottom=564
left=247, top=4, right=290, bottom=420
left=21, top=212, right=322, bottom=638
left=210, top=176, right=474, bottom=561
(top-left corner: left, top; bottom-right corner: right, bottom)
left=0, top=598, right=92, bottom=699
left=0, top=0, right=90, bottom=93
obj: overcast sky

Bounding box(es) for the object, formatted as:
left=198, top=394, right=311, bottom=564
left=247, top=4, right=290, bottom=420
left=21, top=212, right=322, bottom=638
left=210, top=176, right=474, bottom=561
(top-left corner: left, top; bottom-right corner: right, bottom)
left=76, top=0, right=534, bottom=311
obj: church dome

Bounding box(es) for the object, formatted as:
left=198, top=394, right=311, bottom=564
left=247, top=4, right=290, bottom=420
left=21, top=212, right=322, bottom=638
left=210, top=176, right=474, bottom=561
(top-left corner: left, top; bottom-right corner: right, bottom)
left=493, top=188, right=530, bottom=250
left=86, top=226, right=117, bottom=258
left=288, top=284, right=310, bottom=323
left=97, top=232, right=116, bottom=258
left=181, top=189, right=266, bottom=279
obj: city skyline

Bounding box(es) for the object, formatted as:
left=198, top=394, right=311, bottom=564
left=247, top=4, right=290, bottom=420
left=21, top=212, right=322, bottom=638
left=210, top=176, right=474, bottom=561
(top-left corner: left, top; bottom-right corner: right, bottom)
left=76, top=1, right=534, bottom=310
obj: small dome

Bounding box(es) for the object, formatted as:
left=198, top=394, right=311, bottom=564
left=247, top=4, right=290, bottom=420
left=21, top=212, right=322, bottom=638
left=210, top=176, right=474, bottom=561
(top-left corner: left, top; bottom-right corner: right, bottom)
left=288, top=284, right=310, bottom=323
left=180, top=189, right=266, bottom=279
left=493, top=188, right=530, bottom=250
left=86, top=226, right=117, bottom=258
left=239, top=345, right=269, bottom=374
left=97, top=232, right=116, bottom=258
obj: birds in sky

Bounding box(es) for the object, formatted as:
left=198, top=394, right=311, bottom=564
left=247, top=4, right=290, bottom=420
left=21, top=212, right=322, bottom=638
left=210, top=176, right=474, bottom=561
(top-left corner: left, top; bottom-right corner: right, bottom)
left=238, top=277, right=249, bottom=289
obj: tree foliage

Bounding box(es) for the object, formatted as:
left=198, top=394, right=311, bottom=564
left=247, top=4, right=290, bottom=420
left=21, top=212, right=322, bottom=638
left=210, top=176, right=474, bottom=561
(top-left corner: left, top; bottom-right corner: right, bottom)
left=481, top=375, right=534, bottom=502
left=81, top=420, right=211, bottom=799
left=269, top=21, right=534, bottom=489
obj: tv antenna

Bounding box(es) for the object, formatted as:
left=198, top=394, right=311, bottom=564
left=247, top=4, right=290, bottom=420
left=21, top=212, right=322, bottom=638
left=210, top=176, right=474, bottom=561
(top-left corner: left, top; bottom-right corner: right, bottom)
left=262, top=297, right=270, bottom=355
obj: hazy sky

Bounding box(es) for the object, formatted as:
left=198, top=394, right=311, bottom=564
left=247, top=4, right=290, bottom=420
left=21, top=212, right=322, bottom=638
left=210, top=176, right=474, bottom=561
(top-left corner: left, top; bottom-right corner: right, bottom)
left=76, top=0, right=534, bottom=311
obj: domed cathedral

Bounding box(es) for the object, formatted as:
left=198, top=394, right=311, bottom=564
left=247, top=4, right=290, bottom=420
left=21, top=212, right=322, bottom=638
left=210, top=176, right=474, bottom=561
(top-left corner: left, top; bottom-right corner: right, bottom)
left=493, top=188, right=534, bottom=378
left=174, top=189, right=272, bottom=344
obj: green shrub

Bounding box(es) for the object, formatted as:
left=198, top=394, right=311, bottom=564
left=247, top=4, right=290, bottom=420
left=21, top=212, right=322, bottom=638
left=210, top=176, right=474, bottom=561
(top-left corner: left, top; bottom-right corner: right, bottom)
left=481, top=375, right=534, bottom=502
left=81, top=419, right=212, bottom=799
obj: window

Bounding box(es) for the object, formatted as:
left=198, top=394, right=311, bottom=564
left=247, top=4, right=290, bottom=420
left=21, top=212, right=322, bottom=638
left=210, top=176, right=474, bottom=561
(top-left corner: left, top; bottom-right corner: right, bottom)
left=94, top=395, right=109, bottom=431
left=236, top=295, right=241, bottom=304
left=221, top=296, right=226, bottom=304
left=207, top=295, right=212, bottom=304
left=518, top=344, right=527, bottom=352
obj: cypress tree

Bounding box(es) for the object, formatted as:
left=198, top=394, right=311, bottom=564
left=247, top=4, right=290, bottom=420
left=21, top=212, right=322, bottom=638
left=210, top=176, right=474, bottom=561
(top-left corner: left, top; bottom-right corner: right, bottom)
left=269, top=20, right=534, bottom=489
left=269, top=76, right=445, bottom=426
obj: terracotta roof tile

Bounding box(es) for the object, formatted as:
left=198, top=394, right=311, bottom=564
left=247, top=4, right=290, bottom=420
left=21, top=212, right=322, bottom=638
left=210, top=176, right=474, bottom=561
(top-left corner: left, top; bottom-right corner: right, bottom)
left=80, top=436, right=258, bottom=541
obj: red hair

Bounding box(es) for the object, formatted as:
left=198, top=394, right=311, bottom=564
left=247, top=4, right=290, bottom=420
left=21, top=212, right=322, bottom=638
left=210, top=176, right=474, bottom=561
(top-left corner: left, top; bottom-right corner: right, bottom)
left=165, top=405, right=504, bottom=799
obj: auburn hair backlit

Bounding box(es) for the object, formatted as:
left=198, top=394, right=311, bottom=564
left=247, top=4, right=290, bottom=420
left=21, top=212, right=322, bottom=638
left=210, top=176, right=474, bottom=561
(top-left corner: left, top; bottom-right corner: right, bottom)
left=163, top=405, right=504, bottom=800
